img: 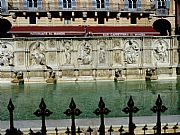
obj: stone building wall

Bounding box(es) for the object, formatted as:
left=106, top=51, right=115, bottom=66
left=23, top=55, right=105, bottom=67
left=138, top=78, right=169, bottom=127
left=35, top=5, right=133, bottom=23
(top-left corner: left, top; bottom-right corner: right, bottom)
left=0, top=36, right=179, bottom=82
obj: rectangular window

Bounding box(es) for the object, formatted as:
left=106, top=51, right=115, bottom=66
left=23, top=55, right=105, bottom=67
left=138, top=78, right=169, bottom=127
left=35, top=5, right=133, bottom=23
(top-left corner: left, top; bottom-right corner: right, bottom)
left=34, top=0, right=37, bottom=7
left=29, top=15, right=36, bottom=24
left=129, top=0, right=137, bottom=9
left=158, top=0, right=166, bottom=9
left=129, top=1, right=132, bottom=8
left=28, top=0, right=32, bottom=7
left=67, top=0, right=71, bottom=8
left=97, top=0, right=100, bottom=8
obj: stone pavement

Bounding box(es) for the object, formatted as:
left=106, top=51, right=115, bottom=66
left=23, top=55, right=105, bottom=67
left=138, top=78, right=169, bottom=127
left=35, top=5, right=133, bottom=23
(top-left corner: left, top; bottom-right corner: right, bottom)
left=0, top=115, right=180, bottom=134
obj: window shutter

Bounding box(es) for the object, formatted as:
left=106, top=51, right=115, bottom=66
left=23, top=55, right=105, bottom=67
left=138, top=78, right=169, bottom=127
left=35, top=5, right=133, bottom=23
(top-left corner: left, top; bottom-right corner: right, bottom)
left=166, top=0, right=170, bottom=9
left=124, top=0, right=129, bottom=10
left=137, top=0, right=141, bottom=11
left=72, top=0, right=76, bottom=9
left=155, top=0, right=158, bottom=9
left=37, top=0, right=42, bottom=10
left=92, top=0, right=96, bottom=10
left=105, top=0, right=109, bottom=10
left=58, top=0, right=63, bottom=10
left=24, top=0, right=28, bottom=9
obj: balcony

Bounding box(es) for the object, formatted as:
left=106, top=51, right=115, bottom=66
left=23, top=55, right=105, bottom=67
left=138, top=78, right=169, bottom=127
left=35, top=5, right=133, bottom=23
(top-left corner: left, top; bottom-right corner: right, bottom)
left=155, top=8, right=169, bottom=16
left=8, top=2, right=155, bottom=13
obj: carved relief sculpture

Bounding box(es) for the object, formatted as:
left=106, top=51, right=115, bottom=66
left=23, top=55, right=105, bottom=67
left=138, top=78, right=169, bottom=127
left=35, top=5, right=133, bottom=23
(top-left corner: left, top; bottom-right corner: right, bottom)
left=0, top=41, right=14, bottom=66
left=153, top=40, right=168, bottom=63
left=98, top=41, right=106, bottom=64
left=63, top=41, right=72, bottom=64
left=30, top=41, right=46, bottom=66
left=113, top=39, right=121, bottom=49
left=124, top=40, right=139, bottom=64
left=78, top=41, right=92, bottom=65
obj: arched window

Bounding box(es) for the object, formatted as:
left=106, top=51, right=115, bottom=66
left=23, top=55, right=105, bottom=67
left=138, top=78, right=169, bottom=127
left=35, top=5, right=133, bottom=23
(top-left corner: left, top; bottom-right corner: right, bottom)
left=128, top=0, right=137, bottom=9
left=158, top=0, right=166, bottom=8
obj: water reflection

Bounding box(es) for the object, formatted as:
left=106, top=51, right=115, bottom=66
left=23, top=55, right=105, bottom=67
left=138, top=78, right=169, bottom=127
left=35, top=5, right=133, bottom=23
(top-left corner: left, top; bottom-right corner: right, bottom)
left=0, top=80, right=179, bottom=121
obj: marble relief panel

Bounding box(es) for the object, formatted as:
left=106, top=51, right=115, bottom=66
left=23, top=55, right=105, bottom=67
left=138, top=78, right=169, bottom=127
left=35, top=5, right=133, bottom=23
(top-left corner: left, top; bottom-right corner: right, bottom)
left=79, top=70, right=93, bottom=76
left=49, top=39, right=56, bottom=48
left=29, top=41, right=46, bottom=67
left=16, top=52, right=25, bottom=66
left=0, top=41, right=14, bottom=66
left=62, top=40, right=73, bottom=65
left=16, top=40, right=26, bottom=50
left=123, top=39, right=140, bottom=65
left=62, top=70, right=75, bottom=77
left=97, top=40, right=107, bottom=65
left=113, top=51, right=122, bottom=65
left=77, top=40, right=93, bottom=66
left=112, top=38, right=122, bottom=66
left=47, top=52, right=57, bottom=66
left=152, top=39, right=169, bottom=66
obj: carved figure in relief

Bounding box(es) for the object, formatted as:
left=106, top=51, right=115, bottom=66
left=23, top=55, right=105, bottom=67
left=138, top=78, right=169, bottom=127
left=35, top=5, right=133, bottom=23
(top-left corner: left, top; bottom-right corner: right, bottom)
left=153, top=40, right=168, bottom=63
left=124, top=40, right=139, bottom=64
left=99, top=43, right=106, bottom=64
left=113, top=40, right=121, bottom=49
left=64, top=41, right=71, bottom=64
left=78, top=41, right=92, bottom=65
left=114, top=52, right=121, bottom=64
left=0, top=42, right=14, bottom=66
left=30, top=42, right=45, bottom=66
left=11, top=71, right=24, bottom=84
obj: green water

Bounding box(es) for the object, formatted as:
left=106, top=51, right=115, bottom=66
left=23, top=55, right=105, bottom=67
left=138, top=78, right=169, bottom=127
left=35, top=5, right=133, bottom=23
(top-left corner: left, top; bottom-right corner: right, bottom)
left=0, top=80, right=180, bottom=121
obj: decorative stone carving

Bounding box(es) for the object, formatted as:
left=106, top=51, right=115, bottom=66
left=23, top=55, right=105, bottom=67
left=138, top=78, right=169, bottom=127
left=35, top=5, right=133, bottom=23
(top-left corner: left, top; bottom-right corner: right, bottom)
left=0, top=41, right=14, bottom=66
left=30, top=41, right=46, bottom=66
left=63, top=41, right=72, bottom=64
left=11, top=71, right=24, bottom=84
left=46, top=70, right=57, bottom=84
left=153, top=40, right=168, bottom=63
left=113, top=39, right=121, bottom=49
left=114, top=69, right=125, bottom=81
left=78, top=41, right=92, bottom=65
left=114, top=52, right=121, bottom=64
left=145, top=68, right=158, bottom=81
left=124, top=40, right=139, bottom=64
left=98, top=41, right=106, bottom=64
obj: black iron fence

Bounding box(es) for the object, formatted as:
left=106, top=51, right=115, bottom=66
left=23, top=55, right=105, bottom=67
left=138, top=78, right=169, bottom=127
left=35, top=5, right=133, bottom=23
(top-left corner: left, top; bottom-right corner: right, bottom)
left=2, top=94, right=180, bottom=135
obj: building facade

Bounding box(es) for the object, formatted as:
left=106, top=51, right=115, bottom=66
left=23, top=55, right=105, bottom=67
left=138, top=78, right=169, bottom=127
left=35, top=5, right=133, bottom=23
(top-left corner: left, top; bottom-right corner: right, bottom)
left=0, top=0, right=177, bottom=36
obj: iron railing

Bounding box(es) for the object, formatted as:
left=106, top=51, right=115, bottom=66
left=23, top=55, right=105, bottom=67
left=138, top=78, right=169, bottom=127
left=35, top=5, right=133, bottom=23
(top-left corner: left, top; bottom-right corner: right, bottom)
left=3, top=94, right=180, bottom=135
left=8, top=2, right=155, bottom=13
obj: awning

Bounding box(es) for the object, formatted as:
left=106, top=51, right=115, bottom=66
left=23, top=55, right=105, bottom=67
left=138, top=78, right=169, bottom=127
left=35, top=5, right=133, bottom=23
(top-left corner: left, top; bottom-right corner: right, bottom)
left=86, top=26, right=160, bottom=36
left=9, top=26, right=86, bottom=37
left=9, top=26, right=160, bottom=37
